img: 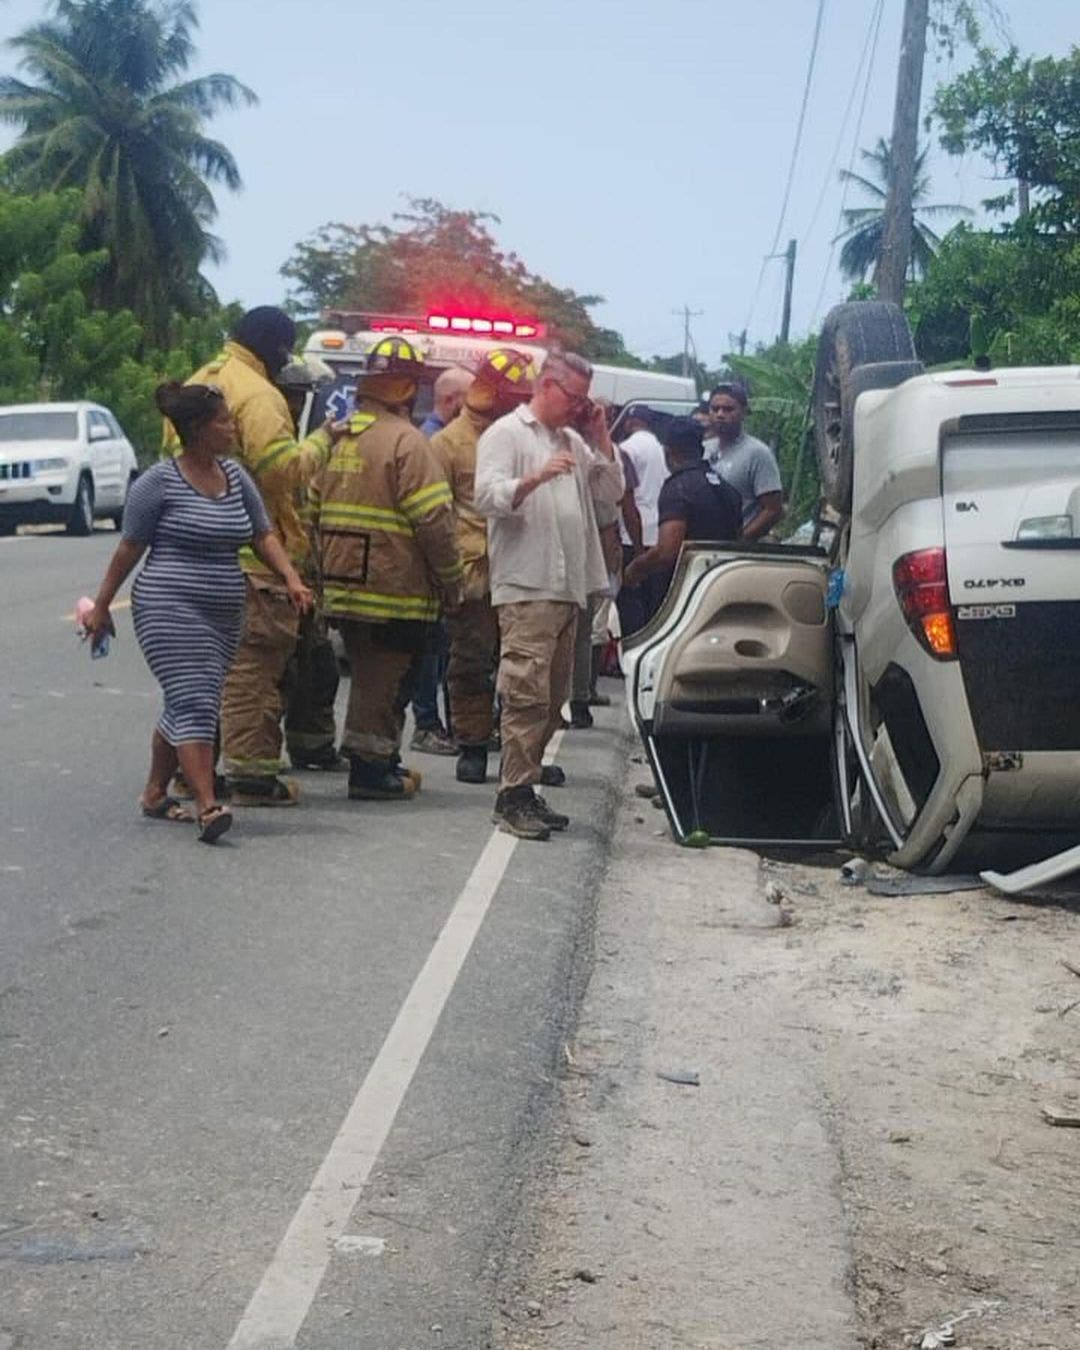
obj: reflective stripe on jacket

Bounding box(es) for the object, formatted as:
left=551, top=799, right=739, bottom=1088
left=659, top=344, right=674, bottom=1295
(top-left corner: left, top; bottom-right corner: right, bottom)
left=311, top=401, right=463, bottom=624
left=430, top=406, right=491, bottom=600
left=164, top=341, right=332, bottom=575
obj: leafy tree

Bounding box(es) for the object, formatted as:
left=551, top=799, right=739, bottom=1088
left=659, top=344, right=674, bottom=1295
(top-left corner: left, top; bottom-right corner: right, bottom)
left=834, top=138, right=973, bottom=283
left=0, top=184, right=237, bottom=459
left=933, top=46, right=1080, bottom=232
left=907, top=222, right=1080, bottom=366
left=282, top=197, right=643, bottom=366
left=0, top=0, right=256, bottom=343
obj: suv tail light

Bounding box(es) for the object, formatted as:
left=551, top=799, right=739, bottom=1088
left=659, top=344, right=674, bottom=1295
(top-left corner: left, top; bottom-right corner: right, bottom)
left=892, top=548, right=957, bottom=660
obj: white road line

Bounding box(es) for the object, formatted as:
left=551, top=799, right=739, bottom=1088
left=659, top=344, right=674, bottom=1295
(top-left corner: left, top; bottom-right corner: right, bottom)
left=227, top=732, right=565, bottom=1350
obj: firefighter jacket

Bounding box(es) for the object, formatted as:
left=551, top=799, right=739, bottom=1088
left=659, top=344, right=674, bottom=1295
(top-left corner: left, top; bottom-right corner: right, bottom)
left=430, top=406, right=491, bottom=601
left=311, top=400, right=464, bottom=624
left=165, top=341, right=332, bottom=578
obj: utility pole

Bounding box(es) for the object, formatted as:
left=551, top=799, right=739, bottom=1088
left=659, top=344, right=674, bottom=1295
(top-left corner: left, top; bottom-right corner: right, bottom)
left=874, top=0, right=929, bottom=305
left=779, top=238, right=797, bottom=345
left=672, top=305, right=703, bottom=378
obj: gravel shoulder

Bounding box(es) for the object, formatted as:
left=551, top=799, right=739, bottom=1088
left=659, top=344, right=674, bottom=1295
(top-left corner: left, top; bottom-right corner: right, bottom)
left=496, top=764, right=1080, bottom=1350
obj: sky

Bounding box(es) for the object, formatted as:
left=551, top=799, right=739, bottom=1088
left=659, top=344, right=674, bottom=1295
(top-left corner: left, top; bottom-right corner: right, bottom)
left=0, top=0, right=1076, bottom=366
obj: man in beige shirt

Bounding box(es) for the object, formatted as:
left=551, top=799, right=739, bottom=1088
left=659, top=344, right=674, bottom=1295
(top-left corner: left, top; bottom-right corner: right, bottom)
left=474, top=351, right=624, bottom=840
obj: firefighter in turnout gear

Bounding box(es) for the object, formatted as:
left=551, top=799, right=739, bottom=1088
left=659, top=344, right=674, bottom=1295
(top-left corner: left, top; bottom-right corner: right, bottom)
left=310, top=336, right=465, bottom=801
left=275, top=356, right=346, bottom=772
left=430, top=348, right=537, bottom=785
left=168, top=307, right=346, bottom=806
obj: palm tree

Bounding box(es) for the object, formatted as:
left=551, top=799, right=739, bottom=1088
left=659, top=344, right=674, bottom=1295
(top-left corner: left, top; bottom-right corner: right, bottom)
left=834, top=138, right=972, bottom=284
left=0, top=0, right=256, bottom=341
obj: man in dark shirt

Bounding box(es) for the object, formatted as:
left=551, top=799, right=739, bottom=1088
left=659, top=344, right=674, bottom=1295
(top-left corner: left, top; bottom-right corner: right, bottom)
left=623, top=417, right=742, bottom=597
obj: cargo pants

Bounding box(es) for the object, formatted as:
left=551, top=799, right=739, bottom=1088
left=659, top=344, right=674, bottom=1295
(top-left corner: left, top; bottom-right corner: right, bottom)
left=221, top=577, right=300, bottom=779
left=338, top=620, right=416, bottom=763
left=447, top=597, right=500, bottom=748
left=496, top=600, right=578, bottom=791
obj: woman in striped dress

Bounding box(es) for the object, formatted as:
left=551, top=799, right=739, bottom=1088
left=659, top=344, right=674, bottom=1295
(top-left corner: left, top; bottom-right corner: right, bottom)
left=85, top=383, right=312, bottom=843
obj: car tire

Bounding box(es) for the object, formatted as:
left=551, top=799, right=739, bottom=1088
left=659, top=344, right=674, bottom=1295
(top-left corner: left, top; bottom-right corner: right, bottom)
left=110, top=471, right=138, bottom=529
left=812, top=301, right=918, bottom=515
left=66, top=475, right=95, bottom=536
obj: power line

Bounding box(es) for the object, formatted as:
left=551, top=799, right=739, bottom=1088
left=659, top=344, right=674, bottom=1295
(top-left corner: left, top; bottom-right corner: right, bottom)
left=742, top=0, right=828, bottom=342
left=809, top=0, right=886, bottom=328
left=802, top=0, right=886, bottom=248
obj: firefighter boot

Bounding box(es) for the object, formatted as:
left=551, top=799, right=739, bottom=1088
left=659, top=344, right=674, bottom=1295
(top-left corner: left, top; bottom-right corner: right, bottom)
left=348, top=754, right=419, bottom=801
left=456, top=745, right=488, bottom=785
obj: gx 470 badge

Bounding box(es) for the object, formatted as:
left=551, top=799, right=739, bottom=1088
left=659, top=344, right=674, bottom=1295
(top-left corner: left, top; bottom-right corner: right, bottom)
left=957, top=604, right=1016, bottom=620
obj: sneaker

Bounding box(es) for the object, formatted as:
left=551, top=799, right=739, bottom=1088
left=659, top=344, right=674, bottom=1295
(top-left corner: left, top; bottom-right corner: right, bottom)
left=569, top=701, right=593, bottom=729
left=227, top=775, right=299, bottom=807
left=539, top=764, right=566, bottom=788
left=289, top=745, right=348, bottom=772
left=409, top=725, right=458, bottom=756
left=456, top=745, right=488, bottom=784
left=534, top=793, right=569, bottom=832
left=348, top=756, right=418, bottom=801
left=492, top=786, right=551, bottom=840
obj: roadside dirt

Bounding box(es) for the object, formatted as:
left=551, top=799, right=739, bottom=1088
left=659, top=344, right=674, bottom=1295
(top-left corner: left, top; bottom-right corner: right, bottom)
left=495, top=771, right=1080, bottom=1350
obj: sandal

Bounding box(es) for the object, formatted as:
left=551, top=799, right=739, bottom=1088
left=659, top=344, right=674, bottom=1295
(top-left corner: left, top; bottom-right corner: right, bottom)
left=197, top=804, right=233, bottom=845
left=140, top=795, right=193, bottom=823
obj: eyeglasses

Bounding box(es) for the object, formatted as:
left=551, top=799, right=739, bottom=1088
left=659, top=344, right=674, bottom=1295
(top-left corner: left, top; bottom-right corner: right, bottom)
left=549, top=376, right=588, bottom=408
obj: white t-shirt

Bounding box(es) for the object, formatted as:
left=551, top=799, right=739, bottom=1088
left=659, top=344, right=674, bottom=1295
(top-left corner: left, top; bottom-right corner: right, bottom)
left=619, top=428, right=668, bottom=546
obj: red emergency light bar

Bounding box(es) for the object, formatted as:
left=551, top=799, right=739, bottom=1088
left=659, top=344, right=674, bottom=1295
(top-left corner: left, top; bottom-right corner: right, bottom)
left=322, top=309, right=545, bottom=340
left=427, top=313, right=545, bottom=339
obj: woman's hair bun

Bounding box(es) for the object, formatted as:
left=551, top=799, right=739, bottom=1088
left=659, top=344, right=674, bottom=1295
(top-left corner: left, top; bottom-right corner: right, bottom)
left=154, top=380, right=187, bottom=417
left=155, top=380, right=225, bottom=443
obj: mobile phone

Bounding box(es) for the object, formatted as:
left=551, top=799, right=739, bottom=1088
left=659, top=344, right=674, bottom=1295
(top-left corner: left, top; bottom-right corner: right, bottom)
left=572, top=398, right=597, bottom=435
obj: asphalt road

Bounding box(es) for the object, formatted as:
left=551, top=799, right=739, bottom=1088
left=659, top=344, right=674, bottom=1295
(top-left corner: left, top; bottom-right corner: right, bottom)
left=0, top=528, right=625, bottom=1350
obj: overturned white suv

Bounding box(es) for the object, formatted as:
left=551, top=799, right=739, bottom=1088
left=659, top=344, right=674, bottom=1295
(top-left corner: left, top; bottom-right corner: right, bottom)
left=623, top=302, right=1080, bottom=874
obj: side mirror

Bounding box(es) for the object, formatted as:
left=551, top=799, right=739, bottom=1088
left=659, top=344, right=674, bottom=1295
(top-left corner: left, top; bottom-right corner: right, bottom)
left=88, top=423, right=110, bottom=442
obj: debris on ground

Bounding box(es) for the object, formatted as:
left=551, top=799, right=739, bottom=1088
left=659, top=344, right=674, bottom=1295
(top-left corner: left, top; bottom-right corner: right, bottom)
left=866, top=873, right=985, bottom=897
left=655, top=1069, right=700, bottom=1087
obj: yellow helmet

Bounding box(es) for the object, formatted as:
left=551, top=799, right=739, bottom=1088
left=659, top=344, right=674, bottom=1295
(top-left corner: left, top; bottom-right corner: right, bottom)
left=476, top=347, right=536, bottom=399
left=357, top=334, right=425, bottom=381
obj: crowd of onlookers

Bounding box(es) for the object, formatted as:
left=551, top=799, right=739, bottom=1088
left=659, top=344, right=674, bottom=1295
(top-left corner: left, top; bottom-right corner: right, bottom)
left=83, top=304, right=785, bottom=845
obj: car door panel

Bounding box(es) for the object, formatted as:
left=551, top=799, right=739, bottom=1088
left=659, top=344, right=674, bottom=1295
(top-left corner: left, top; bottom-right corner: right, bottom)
left=624, top=543, right=840, bottom=846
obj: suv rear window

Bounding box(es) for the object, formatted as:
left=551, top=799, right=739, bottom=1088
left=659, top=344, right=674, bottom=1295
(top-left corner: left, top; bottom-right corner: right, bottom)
left=0, top=411, right=78, bottom=441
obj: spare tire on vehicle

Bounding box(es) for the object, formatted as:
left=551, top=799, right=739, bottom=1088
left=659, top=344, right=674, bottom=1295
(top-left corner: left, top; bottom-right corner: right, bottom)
left=813, top=301, right=919, bottom=514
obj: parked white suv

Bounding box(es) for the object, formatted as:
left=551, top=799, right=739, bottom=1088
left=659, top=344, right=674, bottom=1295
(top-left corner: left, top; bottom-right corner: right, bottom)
left=623, top=302, right=1080, bottom=874
left=0, top=402, right=139, bottom=536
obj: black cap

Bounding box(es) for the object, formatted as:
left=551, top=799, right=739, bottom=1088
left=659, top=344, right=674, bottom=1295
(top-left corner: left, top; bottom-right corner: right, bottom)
left=658, top=416, right=705, bottom=458
left=624, top=403, right=653, bottom=426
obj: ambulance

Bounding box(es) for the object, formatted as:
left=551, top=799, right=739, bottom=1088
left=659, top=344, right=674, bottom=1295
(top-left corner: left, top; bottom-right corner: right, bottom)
left=301, top=309, right=697, bottom=430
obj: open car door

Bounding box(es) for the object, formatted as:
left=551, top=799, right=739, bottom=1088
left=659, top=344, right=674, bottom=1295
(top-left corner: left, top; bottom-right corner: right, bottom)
left=622, top=542, right=842, bottom=847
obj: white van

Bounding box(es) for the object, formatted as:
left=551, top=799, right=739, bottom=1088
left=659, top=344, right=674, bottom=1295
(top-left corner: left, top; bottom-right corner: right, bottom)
left=301, top=310, right=697, bottom=430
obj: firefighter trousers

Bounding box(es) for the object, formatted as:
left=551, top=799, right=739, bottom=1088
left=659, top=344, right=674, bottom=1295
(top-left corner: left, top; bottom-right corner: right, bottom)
left=339, top=620, right=416, bottom=763
left=496, top=600, right=578, bottom=791
left=221, top=578, right=300, bottom=779
left=284, top=610, right=339, bottom=758
left=447, top=597, right=499, bottom=747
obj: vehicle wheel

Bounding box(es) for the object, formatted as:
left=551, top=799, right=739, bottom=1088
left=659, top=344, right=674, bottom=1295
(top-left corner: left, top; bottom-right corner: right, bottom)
left=66, top=475, right=94, bottom=536
left=812, top=301, right=918, bottom=515
left=110, top=471, right=138, bottom=529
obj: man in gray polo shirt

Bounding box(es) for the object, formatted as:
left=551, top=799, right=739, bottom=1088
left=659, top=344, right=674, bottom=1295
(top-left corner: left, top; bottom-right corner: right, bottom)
left=704, top=381, right=783, bottom=541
